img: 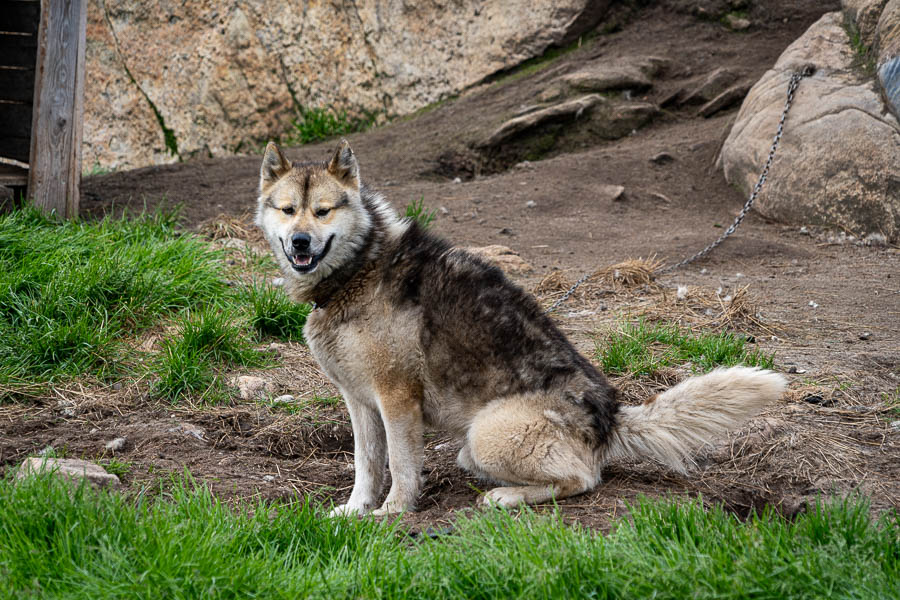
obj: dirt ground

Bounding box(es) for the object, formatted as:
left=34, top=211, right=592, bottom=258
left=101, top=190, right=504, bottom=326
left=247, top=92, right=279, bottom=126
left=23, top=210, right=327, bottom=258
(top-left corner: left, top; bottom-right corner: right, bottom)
left=3, top=0, right=898, bottom=530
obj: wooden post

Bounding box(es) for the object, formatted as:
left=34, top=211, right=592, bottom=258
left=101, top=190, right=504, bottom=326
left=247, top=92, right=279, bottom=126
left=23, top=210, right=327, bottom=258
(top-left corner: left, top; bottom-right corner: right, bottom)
left=27, top=0, right=87, bottom=219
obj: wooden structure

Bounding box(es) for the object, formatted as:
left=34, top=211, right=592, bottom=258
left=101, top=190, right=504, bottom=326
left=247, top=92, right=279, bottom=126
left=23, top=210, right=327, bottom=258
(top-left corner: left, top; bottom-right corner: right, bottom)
left=1, top=0, right=87, bottom=219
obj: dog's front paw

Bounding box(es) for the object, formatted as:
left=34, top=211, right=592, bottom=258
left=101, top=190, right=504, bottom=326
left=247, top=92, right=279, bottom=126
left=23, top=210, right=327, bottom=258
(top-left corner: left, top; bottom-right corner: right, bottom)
left=483, top=487, right=526, bottom=508
left=371, top=499, right=413, bottom=516
left=329, top=503, right=371, bottom=518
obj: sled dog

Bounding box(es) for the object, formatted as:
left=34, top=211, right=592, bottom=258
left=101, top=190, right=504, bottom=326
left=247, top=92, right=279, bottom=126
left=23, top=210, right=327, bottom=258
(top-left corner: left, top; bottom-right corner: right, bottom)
left=255, top=139, right=786, bottom=515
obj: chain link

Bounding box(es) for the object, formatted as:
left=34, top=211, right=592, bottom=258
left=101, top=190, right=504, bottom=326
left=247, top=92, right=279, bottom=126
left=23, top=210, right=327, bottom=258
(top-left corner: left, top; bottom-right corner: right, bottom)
left=545, top=67, right=812, bottom=315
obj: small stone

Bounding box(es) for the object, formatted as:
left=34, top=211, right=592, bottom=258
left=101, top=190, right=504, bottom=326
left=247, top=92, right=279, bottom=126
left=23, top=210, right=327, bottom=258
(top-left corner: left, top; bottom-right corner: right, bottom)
left=808, top=301, right=818, bottom=309
left=452, top=177, right=462, bottom=184
left=440, top=206, right=449, bottom=215
left=56, top=400, right=76, bottom=418
left=104, top=437, right=127, bottom=452
left=724, top=14, right=751, bottom=31
left=273, top=394, right=296, bottom=404
left=698, top=83, right=751, bottom=118
left=863, top=233, right=887, bottom=247
left=600, top=184, right=626, bottom=202
left=498, top=227, right=514, bottom=236
left=891, top=420, right=900, bottom=432
left=233, top=375, right=273, bottom=401
left=803, top=394, right=825, bottom=404
left=263, top=475, right=276, bottom=482
left=168, top=422, right=207, bottom=441
left=650, top=152, right=674, bottom=164
left=525, top=200, right=537, bottom=208
left=17, top=457, right=121, bottom=488
left=859, top=332, right=872, bottom=341
left=676, top=285, right=689, bottom=300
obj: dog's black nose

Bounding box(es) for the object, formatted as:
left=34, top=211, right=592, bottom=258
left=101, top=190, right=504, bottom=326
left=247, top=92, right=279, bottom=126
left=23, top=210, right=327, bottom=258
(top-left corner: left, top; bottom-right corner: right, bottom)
left=291, top=233, right=311, bottom=251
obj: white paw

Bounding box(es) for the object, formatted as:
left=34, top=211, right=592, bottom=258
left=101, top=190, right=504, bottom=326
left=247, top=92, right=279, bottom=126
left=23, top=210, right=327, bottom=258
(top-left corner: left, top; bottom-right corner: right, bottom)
left=329, top=503, right=370, bottom=518
left=371, top=500, right=412, bottom=516
left=483, top=487, right=526, bottom=508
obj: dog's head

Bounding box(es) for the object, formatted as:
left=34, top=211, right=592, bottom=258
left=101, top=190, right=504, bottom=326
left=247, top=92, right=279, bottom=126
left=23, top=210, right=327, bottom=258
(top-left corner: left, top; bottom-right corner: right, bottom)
left=255, top=139, right=372, bottom=286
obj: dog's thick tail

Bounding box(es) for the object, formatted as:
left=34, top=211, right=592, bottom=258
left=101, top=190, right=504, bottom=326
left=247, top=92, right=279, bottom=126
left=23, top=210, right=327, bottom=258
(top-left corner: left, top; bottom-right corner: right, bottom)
left=602, top=366, right=787, bottom=473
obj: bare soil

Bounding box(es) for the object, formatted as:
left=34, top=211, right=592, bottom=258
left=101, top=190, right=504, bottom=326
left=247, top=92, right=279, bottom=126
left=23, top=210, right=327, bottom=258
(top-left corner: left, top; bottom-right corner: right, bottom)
left=3, top=0, right=898, bottom=531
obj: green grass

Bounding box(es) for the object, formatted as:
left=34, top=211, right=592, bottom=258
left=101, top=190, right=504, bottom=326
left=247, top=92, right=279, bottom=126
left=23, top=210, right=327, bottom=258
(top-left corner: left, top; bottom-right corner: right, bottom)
left=597, top=320, right=774, bottom=376
left=283, top=106, right=376, bottom=146
left=0, top=208, right=307, bottom=403
left=244, top=281, right=311, bottom=341
left=82, top=162, right=114, bottom=177
left=152, top=307, right=267, bottom=402
left=99, top=459, right=132, bottom=479
left=1, top=474, right=897, bottom=599
left=404, top=196, right=438, bottom=229
left=844, top=18, right=876, bottom=76
left=0, top=209, right=225, bottom=390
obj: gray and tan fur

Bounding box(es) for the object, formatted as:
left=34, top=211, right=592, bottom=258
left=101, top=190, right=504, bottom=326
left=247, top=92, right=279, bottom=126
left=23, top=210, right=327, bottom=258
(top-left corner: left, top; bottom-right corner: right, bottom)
left=256, top=140, right=787, bottom=515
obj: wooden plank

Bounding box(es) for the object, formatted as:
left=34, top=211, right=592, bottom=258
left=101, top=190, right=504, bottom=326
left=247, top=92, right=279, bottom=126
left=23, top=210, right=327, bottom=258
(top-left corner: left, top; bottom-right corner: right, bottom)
left=28, top=0, right=87, bottom=219
left=0, top=34, right=39, bottom=68
left=0, top=135, right=31, bottom=163
left=0, top=102, right=33, bottom=138
left=0, top=163, right=28, bottom=187
left=0, top=1, right=42, bottom=33
left=0, top=68, right=36, bottom=103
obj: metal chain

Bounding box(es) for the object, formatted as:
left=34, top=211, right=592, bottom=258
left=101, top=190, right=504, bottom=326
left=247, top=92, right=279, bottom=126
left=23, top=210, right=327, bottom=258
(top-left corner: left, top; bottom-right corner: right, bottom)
left=545, top=67, right=812, bottom=315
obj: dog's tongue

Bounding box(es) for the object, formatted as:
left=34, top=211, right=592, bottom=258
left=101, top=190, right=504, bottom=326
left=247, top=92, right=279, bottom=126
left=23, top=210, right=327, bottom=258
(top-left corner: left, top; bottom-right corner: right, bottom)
left=295, top=255, right=312, bottom=266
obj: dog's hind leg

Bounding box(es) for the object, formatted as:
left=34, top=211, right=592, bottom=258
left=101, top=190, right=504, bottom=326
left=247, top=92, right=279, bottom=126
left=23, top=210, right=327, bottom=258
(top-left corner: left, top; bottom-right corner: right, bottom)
left=463, top=394, right=599, bottom=508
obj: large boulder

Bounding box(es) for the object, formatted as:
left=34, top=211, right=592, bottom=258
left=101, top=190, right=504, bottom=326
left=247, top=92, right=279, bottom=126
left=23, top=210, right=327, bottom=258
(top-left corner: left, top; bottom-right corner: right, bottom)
left=84, top=0, right=609, bottom=170
left=718, top=12, right=900, bottom=240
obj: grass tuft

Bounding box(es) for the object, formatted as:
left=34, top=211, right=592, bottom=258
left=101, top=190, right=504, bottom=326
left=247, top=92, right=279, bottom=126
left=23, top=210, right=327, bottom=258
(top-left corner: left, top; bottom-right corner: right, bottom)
left=597, top=319, right=774, bottom=376
left=404, top=196, right=438, bottom=229
left=284, top=106, right=376, bottom=146
left=153, top=307, right=265, bottom=402
left=244, top=281, right=311, bottom=341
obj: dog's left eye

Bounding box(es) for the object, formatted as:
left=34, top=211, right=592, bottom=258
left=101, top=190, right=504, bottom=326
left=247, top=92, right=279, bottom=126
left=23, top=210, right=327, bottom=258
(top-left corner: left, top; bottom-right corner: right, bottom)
left=281, top=206, right=295, bottom=215
left=315, top=207, right=331, bottom=218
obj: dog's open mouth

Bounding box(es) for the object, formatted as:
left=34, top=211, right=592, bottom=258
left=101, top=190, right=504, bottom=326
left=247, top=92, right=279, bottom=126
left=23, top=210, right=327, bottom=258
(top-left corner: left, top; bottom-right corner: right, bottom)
left=282, top=235, right=334, bottom=273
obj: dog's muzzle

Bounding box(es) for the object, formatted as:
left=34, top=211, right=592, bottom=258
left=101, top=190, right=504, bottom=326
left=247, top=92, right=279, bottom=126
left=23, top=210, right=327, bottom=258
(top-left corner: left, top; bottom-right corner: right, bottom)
left=281, top=234, right=334, bottom=273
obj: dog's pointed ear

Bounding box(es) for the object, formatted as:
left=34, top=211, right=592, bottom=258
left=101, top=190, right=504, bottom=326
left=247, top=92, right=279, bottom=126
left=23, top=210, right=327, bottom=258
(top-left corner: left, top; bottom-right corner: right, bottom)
left=260, top=142, right=291, bottom=192
left=327, top=139, right=359, bottom=186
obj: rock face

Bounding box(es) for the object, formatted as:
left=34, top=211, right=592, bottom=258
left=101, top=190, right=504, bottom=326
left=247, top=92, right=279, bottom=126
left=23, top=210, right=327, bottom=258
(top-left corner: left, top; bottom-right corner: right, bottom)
left=85, top=0, right=609, bottom=170
left=877, top=0, right=900, bottom=117
left=719, top=12, right=900, bottom=240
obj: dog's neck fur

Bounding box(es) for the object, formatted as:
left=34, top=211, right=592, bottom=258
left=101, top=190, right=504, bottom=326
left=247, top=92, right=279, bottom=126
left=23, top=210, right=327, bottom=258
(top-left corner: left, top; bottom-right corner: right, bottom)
left=284, top=187, right=404, bottom=310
